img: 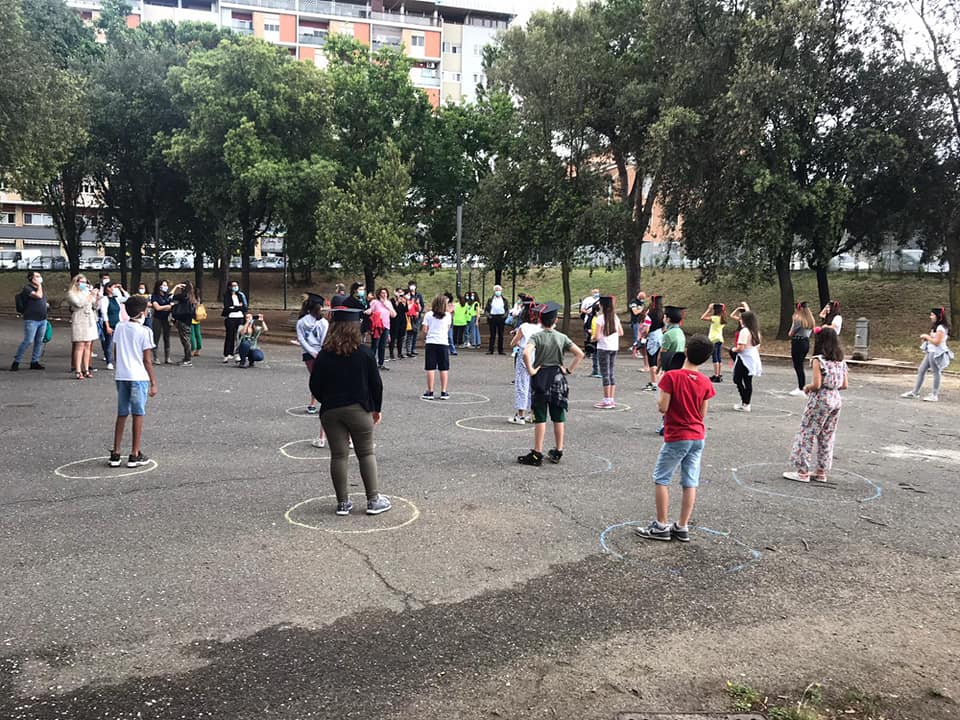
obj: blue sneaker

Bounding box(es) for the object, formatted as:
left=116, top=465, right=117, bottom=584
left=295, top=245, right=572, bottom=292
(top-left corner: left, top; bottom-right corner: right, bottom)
left=366, top=494, right=392, bottom=515
left=335, top=500, right=353, bottom=516
left=635, top=520, right=672, bottom=541
left=421, top=391, right=435, bottom=400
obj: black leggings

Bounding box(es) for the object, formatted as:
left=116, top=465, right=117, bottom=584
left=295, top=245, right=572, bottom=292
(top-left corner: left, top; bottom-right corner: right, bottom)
left=733, top=359, right=753, bottom=405
left=389, top=323, right=405, bottom=357
left=791, top=336, right=810, bottom=390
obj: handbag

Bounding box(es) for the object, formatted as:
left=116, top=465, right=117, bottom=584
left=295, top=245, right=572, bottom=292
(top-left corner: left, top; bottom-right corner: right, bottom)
left=194, top=303, right=208, bottom=321
left=43, top=320, right=53, bottom=344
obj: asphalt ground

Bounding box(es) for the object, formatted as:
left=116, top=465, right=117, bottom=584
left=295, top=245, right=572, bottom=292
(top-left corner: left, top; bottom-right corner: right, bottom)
left=1, top=317, right=958, bottom=719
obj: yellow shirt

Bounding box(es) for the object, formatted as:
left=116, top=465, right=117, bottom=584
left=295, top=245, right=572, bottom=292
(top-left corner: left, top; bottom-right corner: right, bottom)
left=708, top=315, right=724, bottom=344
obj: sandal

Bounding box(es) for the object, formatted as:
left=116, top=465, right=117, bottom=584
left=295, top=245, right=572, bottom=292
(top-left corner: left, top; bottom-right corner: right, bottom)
left=75, top=371, right=84, bottom=380
left=814, top=475, right=828, bottom=483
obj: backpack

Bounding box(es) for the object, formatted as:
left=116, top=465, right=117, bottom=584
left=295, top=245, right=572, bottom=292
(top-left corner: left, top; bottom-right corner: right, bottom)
left=15, top=290, right=25, bottom=315
left=173, top=297, right=195, bottom=322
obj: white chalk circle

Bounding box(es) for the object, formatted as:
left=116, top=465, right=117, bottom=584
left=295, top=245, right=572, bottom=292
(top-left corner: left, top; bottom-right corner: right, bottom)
left=732, top=462, right=882, bottom=503
left=497, top=447, right=614, bottom=476
left=285, top=406, right=321, bottom=418
left=566, top=399, right=633, bottom=413
left=728, top=406, right=795, bottom=420
left=599, top=522, right=761, bottom=574
left=419, top=392, right=490, bottom=405
left=455, top=415, right=530, bottom=433
left=279, top=439, right=375, bottom=461
left=285, top=494, right=420, bottom=534
left=54, top=456, right=158, bottom=480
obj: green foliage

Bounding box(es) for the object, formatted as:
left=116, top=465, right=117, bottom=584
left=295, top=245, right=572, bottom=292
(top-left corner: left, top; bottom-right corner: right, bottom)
left=726, top=680, right=763, bottom=711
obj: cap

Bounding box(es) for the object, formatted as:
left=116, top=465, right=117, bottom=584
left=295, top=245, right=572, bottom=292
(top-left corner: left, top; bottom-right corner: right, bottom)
left=303, top=292, right=325, bottom=309
left=664, top=305, right=686, bottom=323
left=537, top=301, right=562, bottom=324
left=330, top=306, right=364, bottom=322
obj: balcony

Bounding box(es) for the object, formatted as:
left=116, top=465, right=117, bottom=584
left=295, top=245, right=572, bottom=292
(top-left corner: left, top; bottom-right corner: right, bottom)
left=224, top=0, right=296, bottom=9
left=299, top=0, right=368, bottom=19
left=231, top=21, right=254, bottom=35
left=67, top=0, right=143, bottom=10
left=299, top=32, right=328, bottom=46
left=369, top=10, right=439, bottom=27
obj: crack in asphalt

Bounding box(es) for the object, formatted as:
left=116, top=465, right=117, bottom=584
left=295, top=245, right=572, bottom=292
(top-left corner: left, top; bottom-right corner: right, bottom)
left=333, top=535, right=426, bottom=611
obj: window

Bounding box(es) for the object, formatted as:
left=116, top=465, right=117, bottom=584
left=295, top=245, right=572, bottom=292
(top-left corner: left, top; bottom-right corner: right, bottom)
left=23, top=213, right=52, bottom=226
left=444, top=71, right=461, bottom=82
left=82, top=182, right=96, bottom=195
left=1, top=212, right=14, bottom=225
left=264, top=23, right=280, bottom=32
left=473, top=44, right=481, bottom=56
left=442, top=42, right=460, bottom=54
left=411, top=35, right=425, bottom=47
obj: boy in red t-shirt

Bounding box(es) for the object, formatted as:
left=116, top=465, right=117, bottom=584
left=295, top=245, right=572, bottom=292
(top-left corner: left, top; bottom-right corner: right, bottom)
left=636, top=335, right=716, bottom=542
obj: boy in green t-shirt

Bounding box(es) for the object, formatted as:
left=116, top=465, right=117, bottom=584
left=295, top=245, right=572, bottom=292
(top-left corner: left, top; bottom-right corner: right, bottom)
left=658, top=306, right=687, bottom=375
left=519, top=302, right=585, bottom=466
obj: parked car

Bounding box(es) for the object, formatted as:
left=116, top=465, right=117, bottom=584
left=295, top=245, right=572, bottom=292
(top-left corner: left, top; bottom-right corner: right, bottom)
left=828, top=253, right=870, bottom=272
left=879, top=249, right=922, bottom=272
left=23, top=256, right=55, bottom=270
left=261, top=255, right=285, bottom=269
left=82, top=256, right=119, bottom=271
left=126, top=256, right=157, bottom=270
left=50, top=256, right=68, bottom=271
left=158, top=250, right=194, bottom=269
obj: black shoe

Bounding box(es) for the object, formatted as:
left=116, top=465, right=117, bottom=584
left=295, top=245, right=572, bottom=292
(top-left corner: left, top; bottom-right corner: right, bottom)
left=635, top=520, right=672, bottom=541
left=30, top=362, right=45, bottom=370
left=709, top=375, right=719, bottom=383
left=108, top=451, right=122, bottom=467
left=547, top=448, right=563, bottom=464
left=498, top=351, right=506, bottom=355
left=127, top=452, right=149, bottom=468
left=486, top=351, right=494, bottom=355
left=379, top=365, right=390, bottom=371
left=517, top=450, right=543, bottom=466
left=10, top=362, right=19, bottom=371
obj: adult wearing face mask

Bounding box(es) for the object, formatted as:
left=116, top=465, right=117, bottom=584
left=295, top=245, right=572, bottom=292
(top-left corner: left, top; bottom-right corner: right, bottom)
left=406, top=281, right=425, bottom=357
left=66, top=274, right=100, bottom=379
left=466, top=291, right=482, bottom=348
left=150, top=280, right=174, bottom=364
left=485, top=285, right=508, bottom=355
left=134, top=283, right=152, bottom=330
left=221, top=281, right=248, bottom=363
left=99, top=281, right=130, bottom=371
left=11, top=271, right=48, bottom=371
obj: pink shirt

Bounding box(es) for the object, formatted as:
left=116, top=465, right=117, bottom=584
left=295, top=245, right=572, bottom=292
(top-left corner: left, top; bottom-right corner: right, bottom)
left=370, top=299, right=393, bottom=328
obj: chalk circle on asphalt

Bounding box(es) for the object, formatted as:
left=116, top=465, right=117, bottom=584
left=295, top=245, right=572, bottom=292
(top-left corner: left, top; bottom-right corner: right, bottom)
left=729, top=406, right=795, bottom=419
left=54, top=457, right=158, bottom=480
left=279, top=439, right=375, bottom=461
left=455, top=415, right=529, bottom=433
left=285, top=494, right=420, bottom=534
left=566, top=399, right=632, bottom=413
left=419, top=392, right=490, bottom=405
left=599, top=522, right=761, bottom=575
left=285, top=406, right=321, bottom=418
left=497, top=447, right=614, bottom=476
left=732, top=462, right=882, bottom=504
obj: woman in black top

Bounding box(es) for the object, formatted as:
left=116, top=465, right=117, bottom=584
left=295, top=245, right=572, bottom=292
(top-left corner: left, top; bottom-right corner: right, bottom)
left=170, top=281, right=197, bottom=366
left=150, top=280, right=174, bottom=364
left=309, top=307, right=390, bottom=517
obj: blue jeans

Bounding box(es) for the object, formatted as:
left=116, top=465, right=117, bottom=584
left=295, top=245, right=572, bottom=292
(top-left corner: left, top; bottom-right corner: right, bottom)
left=631, top=322, right=641, bottom=346
left=409, top=317, right=422, bottom=354
left=653, top=439, right=705, bottom=488
left=14, top=319, right=46, bottom=364
left=448, top=325, right=456, bottom=353
left=371, top=331, right=388, bottom=366
left=468, top=317, right=480, bottom=346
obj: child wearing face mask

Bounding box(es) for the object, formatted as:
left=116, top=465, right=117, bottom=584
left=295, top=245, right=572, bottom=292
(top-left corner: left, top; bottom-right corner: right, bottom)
left=108, top=295, right=158, bottom=469
left=99, top=282, right=130, bottom=370
left=150, top=280, right=174, bottom=364
left=135, top=283, right=152, bottom=329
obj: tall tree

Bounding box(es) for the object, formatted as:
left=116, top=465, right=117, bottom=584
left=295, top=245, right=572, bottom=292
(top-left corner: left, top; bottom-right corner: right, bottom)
left=165, top=38, right=332, bottom=299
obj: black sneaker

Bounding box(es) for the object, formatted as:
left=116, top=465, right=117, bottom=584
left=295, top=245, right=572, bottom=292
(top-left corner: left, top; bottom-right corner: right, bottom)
left=670, top=523, right=690, bottom=542
left=709, top=375, right=719, bottom=383
left=421, top=391, right=434, bottom=400
left=29, top=362, right=45, bottom=370
left=439, top=391, right=450, bottom=400
left=635, top=520, right=672, bottom=541
left=10, top=362, right=19, bottom=371
left=517, top=450, right=543, bottom=466
left=108, top=451, right=122, bottom=468
left=127, top=452, right=149, bottom=468
left=547, top=448, right=563, bottom=464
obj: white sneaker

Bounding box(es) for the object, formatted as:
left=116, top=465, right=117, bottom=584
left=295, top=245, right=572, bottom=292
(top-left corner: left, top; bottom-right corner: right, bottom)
left=742, top=403, right=751, bottom=412
left=107, top=362, right=114, bottom=370
left=923, top=394, right=939, bottom=402
left=733, top=403, right=751, bottom=412
left=900, top=391, right=918, bottom=398
left=222, top=356, right=231, bottom=363
left=311, top=437, right=326, bottom=448
left=789, top=388, right=805, bottom=396
left=508, top=416, right=526, bottom=425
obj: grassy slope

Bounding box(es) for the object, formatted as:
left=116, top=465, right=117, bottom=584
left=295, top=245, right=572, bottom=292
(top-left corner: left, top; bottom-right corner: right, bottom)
left=3, top=266, right=950, bottom=362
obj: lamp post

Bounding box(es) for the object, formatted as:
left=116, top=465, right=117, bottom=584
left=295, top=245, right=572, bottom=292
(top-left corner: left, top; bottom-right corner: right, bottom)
left=455, top=204, right=463, bottom=298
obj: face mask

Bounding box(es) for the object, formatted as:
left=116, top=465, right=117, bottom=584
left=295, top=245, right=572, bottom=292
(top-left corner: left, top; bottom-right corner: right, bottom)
left=112, top=288, right=121, bottom=298
left=35, top=277, right=43, bottom=285
left=494, top=290, right=502, bottom=297
left=592, top=292, right=599, bottom=299
left=78, top=281, right=88, bottom=291
left=409, top=286, right=416, bottom=292
left=133, top=314, right=145, bottom=324
left=231, top=285, right=239, bottom=292
left=138, top=287, right=146, bottom=295
left=102, top=278, right=110, bottom=286
left=161, top=284, right=168, bottom=292
left=357, top=289, right=365, bottom=296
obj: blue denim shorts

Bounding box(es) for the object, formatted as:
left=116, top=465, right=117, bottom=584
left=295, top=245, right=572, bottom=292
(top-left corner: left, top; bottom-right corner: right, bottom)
left=652, top=439, right=705, bottom=488
left=116, top=380, right=150, bottom=417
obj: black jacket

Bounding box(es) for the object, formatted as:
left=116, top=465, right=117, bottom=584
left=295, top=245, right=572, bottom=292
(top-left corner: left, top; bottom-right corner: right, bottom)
left=309, top=346, right=383, bottom=415
left=221, top=289, right=248, bottom=317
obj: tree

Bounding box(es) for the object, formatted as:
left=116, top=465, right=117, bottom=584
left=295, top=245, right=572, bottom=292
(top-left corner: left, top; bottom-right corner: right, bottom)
left=314, top=143, right=413, bottom=292
left=4, top=0, right=98, bottom=276
left=166, top=38, right=332, bottom=299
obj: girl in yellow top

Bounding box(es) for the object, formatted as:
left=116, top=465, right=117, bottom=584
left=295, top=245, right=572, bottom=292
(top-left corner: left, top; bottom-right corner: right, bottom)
left=700, top=303, right=726, bottom=383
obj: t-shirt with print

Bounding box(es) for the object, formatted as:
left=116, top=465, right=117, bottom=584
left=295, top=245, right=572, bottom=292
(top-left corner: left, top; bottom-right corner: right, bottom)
left=628, top=299, right=644, bottom=324
left=530, top=328, right=572, bottom=368
left=113, top=320, right=156, bottom=382
left=659, top=368, right=716, bottom=442
left=423, top=311, right=451, bottom=345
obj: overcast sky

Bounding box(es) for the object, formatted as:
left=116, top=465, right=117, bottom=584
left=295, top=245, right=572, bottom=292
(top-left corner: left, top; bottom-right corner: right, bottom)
left=512, top=0, right=579, bottom=26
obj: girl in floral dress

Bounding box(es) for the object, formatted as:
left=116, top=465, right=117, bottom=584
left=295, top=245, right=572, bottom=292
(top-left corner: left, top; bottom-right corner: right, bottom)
left=784, top=326, right=848, bottom=483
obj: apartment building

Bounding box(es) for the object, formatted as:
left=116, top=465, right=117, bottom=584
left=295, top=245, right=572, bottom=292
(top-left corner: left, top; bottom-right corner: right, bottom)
left=65, top=0, right=514, bottom=106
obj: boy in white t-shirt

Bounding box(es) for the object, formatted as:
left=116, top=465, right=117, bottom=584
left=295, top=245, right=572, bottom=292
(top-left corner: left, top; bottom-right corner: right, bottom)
left=109, top=296, right=158, bottom=468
